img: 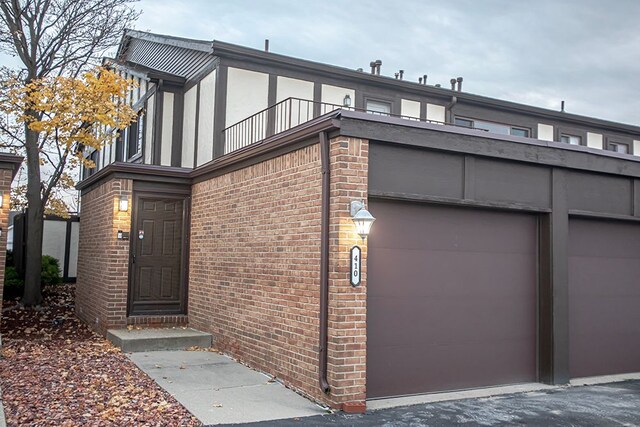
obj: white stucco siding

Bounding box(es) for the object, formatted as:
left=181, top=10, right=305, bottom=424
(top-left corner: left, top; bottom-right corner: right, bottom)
left=321, top=84, right=355, bottom=112
left=42, top=220, right=67, bottom=271
left=160, top=91, right=174, bottom=166
left=226, top=67, right=269, bottom=127
left=537, top=123, right=554, bottom=141
left=181, top=85, right=197, bottom=168
left=401, top=99, right=421, bottom=119
left=197, top=69, right=216, bottom=166
left=144, top=94, right=155, bottom=164
left=426, top=103, right=445, bottom=123
left=68, top=221, right=79, bottom=278
left=634, top=140, right=640, bottom=156
left=276, top=76, right=315, bottom=131
left=587, top=132, right=604, bottom=149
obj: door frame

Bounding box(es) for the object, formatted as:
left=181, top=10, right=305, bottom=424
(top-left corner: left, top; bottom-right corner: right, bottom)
left=127, top=185, right=191, bottom=317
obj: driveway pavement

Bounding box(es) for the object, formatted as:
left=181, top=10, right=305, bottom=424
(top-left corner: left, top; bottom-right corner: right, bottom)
left=229, top=380, right=640, bottom=426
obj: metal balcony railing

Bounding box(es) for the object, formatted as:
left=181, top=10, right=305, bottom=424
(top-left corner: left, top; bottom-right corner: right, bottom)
left=221, top=97, right=453, bottom=155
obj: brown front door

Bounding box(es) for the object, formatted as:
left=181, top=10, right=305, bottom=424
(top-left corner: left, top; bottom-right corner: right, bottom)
left=367, top=200, right=537, bottom=398
left=129, top=195, right=187, bottom=316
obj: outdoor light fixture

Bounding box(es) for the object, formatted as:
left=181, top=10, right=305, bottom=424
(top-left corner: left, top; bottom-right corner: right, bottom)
left=350, top=200, right=375, bottom=239
left=343, top=94, right=352, bottom=108
left=0, top=191, right=3, bottom=208
left=119, top=195, right=129, bottom=212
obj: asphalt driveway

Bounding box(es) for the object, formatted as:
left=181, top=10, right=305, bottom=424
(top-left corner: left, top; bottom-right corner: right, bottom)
left=226, top=380, right=640, bottom=426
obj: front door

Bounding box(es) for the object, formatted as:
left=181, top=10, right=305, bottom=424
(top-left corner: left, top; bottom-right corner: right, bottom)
left=129, top=195, right=187, bottom=316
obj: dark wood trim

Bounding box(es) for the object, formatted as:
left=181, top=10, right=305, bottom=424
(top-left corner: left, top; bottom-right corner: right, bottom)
left=213, top=64, right=228, bottom=159
left=313, top=82, right=322, bottom=117
left=368, top=190, right=552, bottom=213
left=193, top=82, right=201, bottom=167
left=568, top=209, right=640, bottom=223
left=172, top=91, right=185, bottom=167
left=634, top=179, right=640, bottom=217
left=538, top=213, right=552, bottom=384
left=463, top=155, right=475, bottom=200
left=0, top=154, right=24, bottom=179
left=267, top=73, right=277, bottom=137
left=550, top=168, right=570, bottom=384
left=77, top=162, right=191, bottom=193
left=63, top=219, right=72, bottom=281
left=152, top=90, right=165, bottom=165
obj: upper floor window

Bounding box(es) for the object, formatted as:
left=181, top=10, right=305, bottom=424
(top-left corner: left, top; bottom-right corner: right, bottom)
left=607, top=141, right=629, bottom=154
left=127, top=110, right=144, bottom=159
left=560, top=134, right=581, bottom=145
left=454, top=117, right=530, bottom=137
left=366, top=99, right=392, bottom=115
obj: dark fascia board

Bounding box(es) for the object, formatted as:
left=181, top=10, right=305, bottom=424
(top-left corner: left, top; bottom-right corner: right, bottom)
left=77, top=162, right=192, bottom=193
left=0, top=153, right=24, bottom=180
left=210, top=40, right=640, bottom=135
left=337, top=110, right=640, bottom=178
left=122, top=29, right=213, bottom=53
left=114, top=61, right=187, bottom=85
left=190, top=112, right=341, bottom=184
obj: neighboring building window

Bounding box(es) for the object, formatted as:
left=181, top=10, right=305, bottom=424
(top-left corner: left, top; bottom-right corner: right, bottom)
left=84, top=150, right=99, bottom=179
left=455, top=117, right=530, bottom=137
left=127, top=111, right=144, bottom=159
left=366, top=99, right=392, bottom=115
left=560, top=134, right=581, bottom=145
left=607, top=141, right=629, bottom=154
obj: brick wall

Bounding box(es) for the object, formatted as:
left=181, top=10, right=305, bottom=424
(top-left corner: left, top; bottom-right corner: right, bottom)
left=0, top=168, right=15, bottom=307
left=75, top=178, right=131, bottom=335
left=189, top=137, right=369, bottom=408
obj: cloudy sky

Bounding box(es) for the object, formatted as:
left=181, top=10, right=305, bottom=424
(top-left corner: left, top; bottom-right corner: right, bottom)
left=124, top=0, right=639, bottom=125
left=2, top=0, right=639, bottom=125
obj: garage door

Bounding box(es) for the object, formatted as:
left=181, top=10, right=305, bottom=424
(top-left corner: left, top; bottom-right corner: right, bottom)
left=367, top=200, right=537, bottom=398
left=569, top=218, right=640, bottom=378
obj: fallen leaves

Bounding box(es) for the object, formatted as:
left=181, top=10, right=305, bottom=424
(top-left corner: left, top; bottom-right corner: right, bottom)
left=0, top=284, right=201, bottom=426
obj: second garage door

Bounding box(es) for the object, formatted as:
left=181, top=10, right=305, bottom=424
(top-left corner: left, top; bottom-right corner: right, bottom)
left=367, top=200, right=537, bottom=398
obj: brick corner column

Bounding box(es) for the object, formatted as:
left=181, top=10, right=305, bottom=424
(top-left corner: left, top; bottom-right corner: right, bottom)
left=326, top=136, right=369, bottom=411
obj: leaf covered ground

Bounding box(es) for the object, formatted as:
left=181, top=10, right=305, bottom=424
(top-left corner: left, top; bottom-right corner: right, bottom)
left=0, top=284, right=201, bottom=426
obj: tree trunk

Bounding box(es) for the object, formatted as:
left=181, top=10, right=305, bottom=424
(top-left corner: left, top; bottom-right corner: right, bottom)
left=21, top=121, right=44, bottom=306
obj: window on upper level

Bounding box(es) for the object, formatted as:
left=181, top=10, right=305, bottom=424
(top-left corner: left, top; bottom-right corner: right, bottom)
left=607, top=141, right=629, bottom=154
left=560, top=134, right=582, bottom=145
left=454, top=117, right=530, bottom=137
left=366, top=99, right=392, bottom=115
left=127, top=110, right=144, bottom=160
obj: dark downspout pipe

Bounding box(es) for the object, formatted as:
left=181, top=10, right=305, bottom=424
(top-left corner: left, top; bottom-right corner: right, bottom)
left=319, top=131, right=331, bottom=394
left=445, top=96, right=458, bottom=124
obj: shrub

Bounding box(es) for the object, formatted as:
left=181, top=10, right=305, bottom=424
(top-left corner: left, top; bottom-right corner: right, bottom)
left=41, top=255, right=62, bottom=286
left=6, top=250, right=14, bottom=267
left=4, top=266, right=24, bottom=299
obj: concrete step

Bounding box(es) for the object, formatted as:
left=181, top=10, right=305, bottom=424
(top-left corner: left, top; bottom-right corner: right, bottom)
left=107, top=327, right=212, bottom=352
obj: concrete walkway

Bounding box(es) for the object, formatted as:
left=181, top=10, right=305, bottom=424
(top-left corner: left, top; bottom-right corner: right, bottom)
left=128, top=350, right=325, bottom=425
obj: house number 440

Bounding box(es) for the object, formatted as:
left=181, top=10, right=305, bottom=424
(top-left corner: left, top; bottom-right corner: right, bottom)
left=350, top=246, right=361, bottom=287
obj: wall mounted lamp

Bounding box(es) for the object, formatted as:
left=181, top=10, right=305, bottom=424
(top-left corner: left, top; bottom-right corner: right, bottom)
left=118, top=195, right=129, bottom=212
left=350, top=200, right=375, bottom=239
left=343, top=94, right=352, bottom=108
left=0, top=191, right=3, bottom=209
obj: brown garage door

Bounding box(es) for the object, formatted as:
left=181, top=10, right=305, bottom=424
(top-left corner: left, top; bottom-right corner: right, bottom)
left=569, top=218, right=640, bottom=378
left=367, top=200, right=537, bottom=398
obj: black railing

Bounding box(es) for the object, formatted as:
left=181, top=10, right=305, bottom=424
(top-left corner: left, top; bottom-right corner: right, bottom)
left=222, top=97, right=452, bottom=155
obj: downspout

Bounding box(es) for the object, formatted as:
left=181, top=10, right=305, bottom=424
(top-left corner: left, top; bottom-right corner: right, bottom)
left=445, top=95, right=458, bottom=124
left=319, top=131, right=331, bottom=394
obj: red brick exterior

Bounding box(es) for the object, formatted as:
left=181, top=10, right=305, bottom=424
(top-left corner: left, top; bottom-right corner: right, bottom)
left=75, top=178, right=132, bottom=335
left=0, top=168, right=15, bottom=307
left=189, top=137, right=369, bottom=408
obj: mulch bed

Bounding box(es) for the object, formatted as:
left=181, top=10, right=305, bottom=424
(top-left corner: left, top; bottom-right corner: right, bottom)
left=0, top=284, right=201, bottom=426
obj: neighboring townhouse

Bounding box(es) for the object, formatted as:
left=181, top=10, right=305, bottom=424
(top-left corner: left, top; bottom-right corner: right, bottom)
left=76, top=29, right=640, bottom=411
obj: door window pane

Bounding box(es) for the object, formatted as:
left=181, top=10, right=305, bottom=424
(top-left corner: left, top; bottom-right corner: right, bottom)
left=366, top=100, right=392, bottom=115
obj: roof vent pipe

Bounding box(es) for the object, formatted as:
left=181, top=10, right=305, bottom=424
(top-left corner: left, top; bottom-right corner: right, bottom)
left=456, top=76, right=463, bottom=92
left=450, top=78, right=457, bottom=90
left=561, top=100, right=565, bottom=112
left=423, top=74, right=427, bottom=85
left=264, top=39, right=269, bottom=52
left=370, top=61, right=376, bottom=74
left=394, top=72, right=399, bottom=79
left=375, top=59, right=382, bottom=75
left=418, top=77, right=423, bottom=84
left=399, top=70, right=404, bottom=80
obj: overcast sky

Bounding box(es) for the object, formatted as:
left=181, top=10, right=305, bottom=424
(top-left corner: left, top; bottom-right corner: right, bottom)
left=138, top=0, right=640, bottom=125
left=3, top=0, right=640, bottom=125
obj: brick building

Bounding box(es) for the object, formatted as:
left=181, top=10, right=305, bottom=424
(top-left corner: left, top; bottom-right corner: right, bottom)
left=76, top=30, right=640, bottom=410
